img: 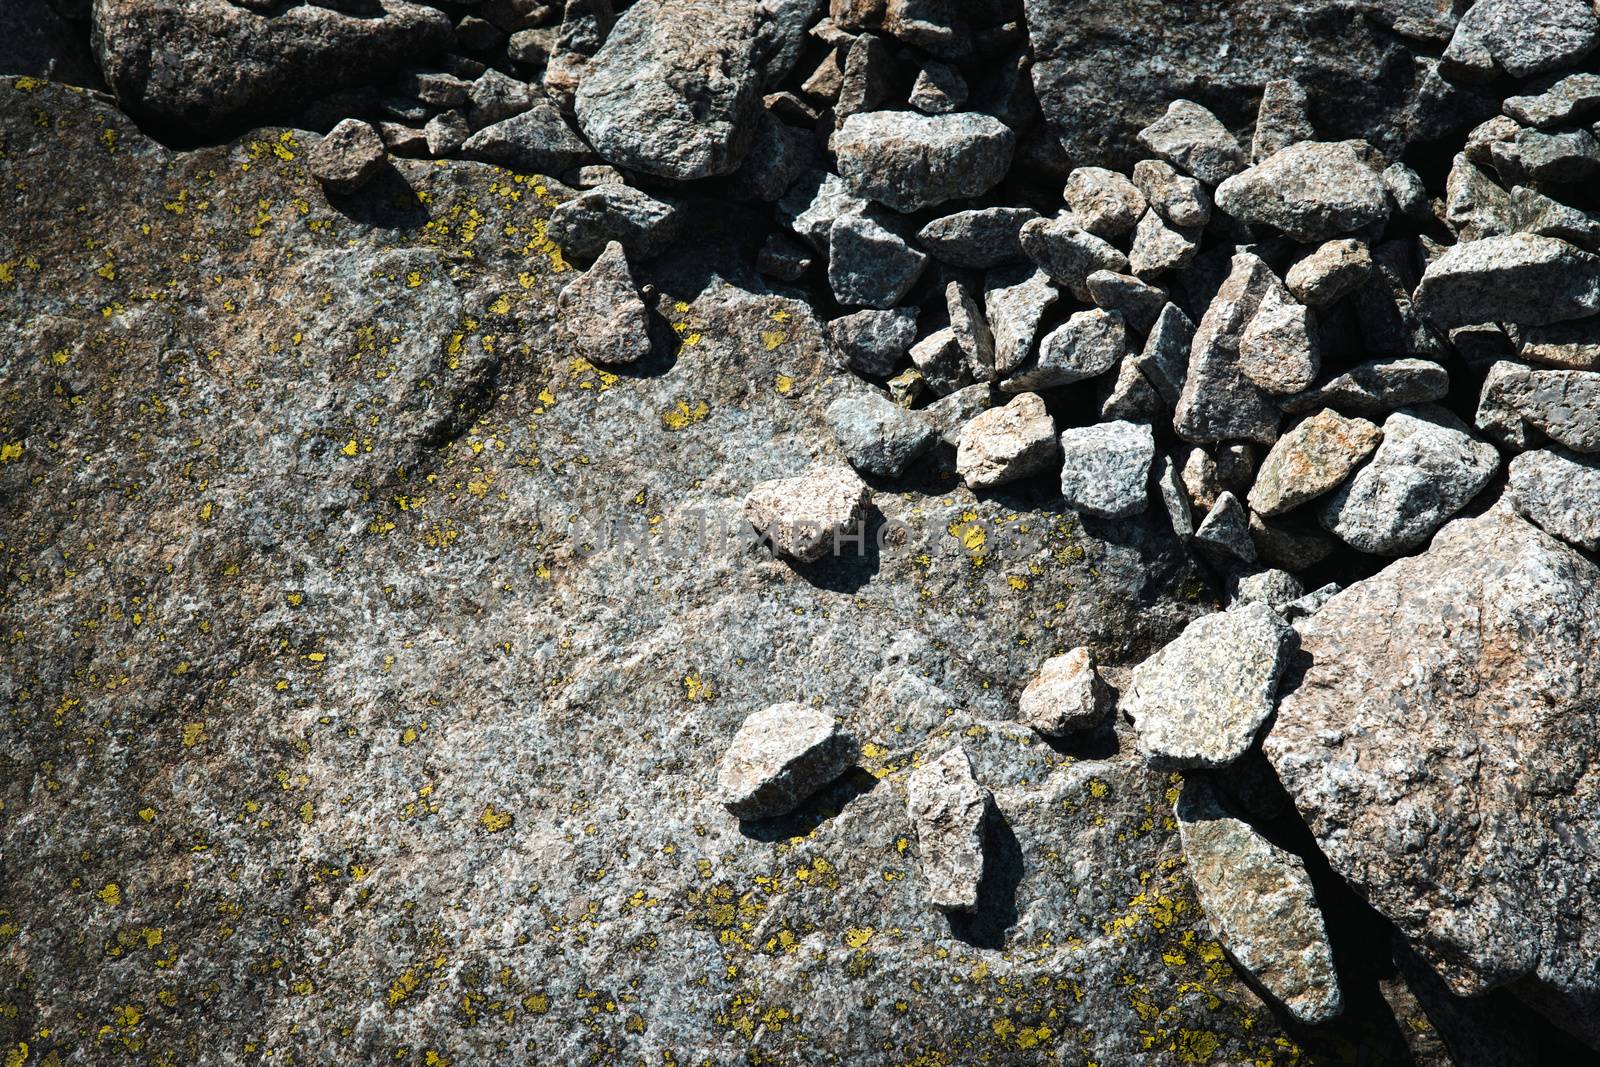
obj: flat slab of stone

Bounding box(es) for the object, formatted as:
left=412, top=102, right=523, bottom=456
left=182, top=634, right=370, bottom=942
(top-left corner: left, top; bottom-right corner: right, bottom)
left=1507, top=448, right=1600, bottom=550
left=833, top=110, right=1016, bottom=213
left=1215, top=140, right=1390, bottom=242
left=905, top=746, right=990, bottom=913
left=744, top=464, right=871, bottom=562
left=717, top=703, right=857, bottom=819
left=1249, top=409, right=1383, bottom=517
left=1414, top=233, right=1600, bottom=329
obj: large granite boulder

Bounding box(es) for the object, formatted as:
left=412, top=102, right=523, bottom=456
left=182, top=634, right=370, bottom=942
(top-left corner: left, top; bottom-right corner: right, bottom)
left=1267, top=507, right=1600, bottom=1045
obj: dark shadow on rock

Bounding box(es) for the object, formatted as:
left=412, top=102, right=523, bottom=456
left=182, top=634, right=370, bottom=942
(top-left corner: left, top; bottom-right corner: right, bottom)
left=786, top=506, right=885, bottom=594
left=1039, top=713, right=1121, bottom=761
left=324, top=162, right=429, bottom=230
left=736, top=766, right=879, bottom=844
left=946, top=800, right=1022, bottom=951
left=593, top=299, right=681, bottom=381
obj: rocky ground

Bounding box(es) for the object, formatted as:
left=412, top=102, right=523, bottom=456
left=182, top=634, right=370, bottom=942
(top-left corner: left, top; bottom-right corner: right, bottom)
left=3, top=0, right=1600, bottom=1064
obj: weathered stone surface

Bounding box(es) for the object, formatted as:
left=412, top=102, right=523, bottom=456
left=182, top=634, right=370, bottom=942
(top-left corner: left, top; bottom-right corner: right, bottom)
left=946, top=281, right=995, bottom=383
left=1174, top=253, right=1282, bottom=445
left=1237, top=279, right=1320, bottom=395
left=557, top=241, right=651, bottom=365
left=1130, top=159, right=1211, bottom=229
left=834, top=31, right=896, bottom=124
left=1267, top=507, right=1600, bottom=1043
left=1282, top=357, right=1450, bottom=418
left=1137, top=302, right=1193, bottom=405
left=827, top=391, right=937, bottom=478
left=307, top=117, right=386, bottom=194
left=745, top=464, right=871, bottom=561
left=1414, top=233, right=1600, bottom=330
left=1215, top=140, right=1390, bottom=242
left=1017, top=648, right=1108, bottom=738
left=1443, top=0, right=1600, bottom=81
left=1193, top=491, right=1256, bottom=563
left=829, top=213, right=927, bottom=308
left=1002, top=309, right=1126, bottom=393
left=1318, top=407, right=1500, bottom=555
left=1018, top=217, right=1128, bottom=301
left=727, top=112, right=814, bottom=202
left=1249, top=409, right=1383, bottom=517
left=92, top=0, right=452, bottom=129
left=1285, top=239, right=1374, bottom=309
left=777, top=168, right=869, bottom=250
left=1086, top=270, right=1167, bottom=333
left=459, top=101, right=594, bottom=174
left=828, top=307, right=918, bottom=378
left=466, top=69, right=538, bottom=131
left=955, top=392, right=1057, bottom=489
left=1485, top=364, right=1600, bottom=453
left=575, top=0, right=765, bottom=180
left=546, top=183, right=685, bottom=261
left=908, top=60, right=967, bottom=114
left=1503, top=72, right=1600, bottom=128
left=1059, top=420, right=1154, bottom=520
left=916, top=207, right=1039, bottom=268
left=1489, top=126, right=1600, bottom=186
left=1128, top=208, right=1201, bottom=278
left=1227, top=568, right=1305, bottom=614
left=983, top=265, right=1057, bottom=375
left=1507, top=448, right=1600, bottom=551
left=718, top=703, right=858, bottom=818
left=1251, top=78, right=1315, bottom=163
left=909, top=326, right=970, bottom=396
left=1063, top=167, right=1146, bottom=239
left=833, top=110, right=1016, bottom=213
left=423, top=109, right=470, bottom=157
left=1382, top=161, right=1431, bottom=222
left=1521, top=320, right=1600, bottom=370
left=905, top=747, right=989, bottom=914
left=1135, top=99, right=1245, bottom=186
left=1123, top=601, right=1292, bottom=769
left=1176, top=781, right=1344, bottom=1024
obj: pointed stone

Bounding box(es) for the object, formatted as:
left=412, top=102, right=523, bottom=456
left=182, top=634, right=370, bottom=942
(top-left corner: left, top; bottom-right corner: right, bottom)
left=906, top=746, right=990, bottom=914
left=717, top=703, right=857, bottom=819
left=556, top=241, right=651, bottom=365
left=1018, top=647, right=1109, bottom=737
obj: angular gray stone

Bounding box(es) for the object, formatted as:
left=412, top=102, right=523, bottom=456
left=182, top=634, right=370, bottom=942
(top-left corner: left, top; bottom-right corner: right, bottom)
left=728, top=113, right=813, bottom=202
left=1283, top=581, right=1340, bottom=623
left=424, top=110, right=470, bottom=156
left=905, top=747, right=989, bottom=914
left=1508, top=448, right=1600, bottom=551
left=983, top=265, right=1058, bottom=375
left=1137, top=302, right=1194, bottom=405
left=1099, top=355, right=1163, bottom=422
left=1503, top=72, right=1600, bottom=128
left=744, top=464, right=871, bottom=562
left=1017, top=647, right=1109, bottom=737
left=834, top=32, right=896, bottom=124
left=1250, top=409, right=1383, bottom=517
left=1475, top=359, right=1539, bottom=450
left=833, top=110, right=1016, bottom=213
left=1086, top=270, right=1168, bottom=332
left=946, top=281, right=995, bottom=383
left=1227, top=568, right=1306, bottom=614
left=1176, top=781, right=1344, bottom=1025
left=1319, top=407, right=1500, bottom=555
left=1123, top=600, right=1292, bottom=769
left=826, top=391, right=937, bottom=478
left=1154, top=450, right=1195, bottom=539
left=547, top=183, right=684, bottom=261
left=1174, top=253, right=1282, bottom=446
left=908, top=60, right=968, bottom=114
left=828, top=307, right=918, bottom=378
left=1488, top=126, right=1600, bottom=186
left=1382, top=161, right=1432, bottom=222
left=828, top=213, right=927, bottom=309
left=308, top=118, right=386, bottom=194
left=1414, top=233, right=1600, bottom=330
left=777, top=169, right=869, bottom=250
left=1443, top=0, right=1600, bottom=80
left=1130, top=159, right=1212, bottom=229
left=757, top=232, right=813, bottom=281
left=1285, top=239, right=1374, bottom=310
left=556, top=240, right=651, bottom=365
left=1136, top=99, right=1246, bottom=186
left=1002, top=309, right=1127, bottom=393
left=1215, top=140, right=1390, bottom=242
left=1238, top=279, right=1320, bottom=395
left=908, top=327, right=970, bottom=396
left=925, top=383, right=997, bottom=446
left=1485, top=364, right=1600, bottom=453
left=1282, top=357, right=1450, bottom=418
left=574, top=0, right=765, bottom=179
left=717, top=702, right=857, bottom=819
left=1520, top=320, right=1600, bottom=369
left=955, top=392, right=1058, bottom=489
left=1059, top=420, right=1154, bottom=520
left=1267, top=507, right=1600, bottom=1043
left=1250, top=78, right=1315, bottom=163
left=1128, top=209, right=1201, bottom=278
left=459, top=101, right=594, bottom=174
left=1063, top=166, right=1147, bottom=239
left=466, top=69, right=538, bottom=131
left=544, top=0, right=613, bottom=104
left=1018, top=217, right=1129, bottom=300
left=1194, top=491, right=1257, bottom=563
left=916, top=207, right=1039, bottom=268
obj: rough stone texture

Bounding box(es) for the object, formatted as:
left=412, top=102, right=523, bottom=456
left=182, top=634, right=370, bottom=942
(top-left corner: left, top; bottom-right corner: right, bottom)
left=955, top=392, right=1057, bottom=489
left=828, top=213, right=927, bottom=309
left=1521, top=320, right=1600, bottom=369
left=91, top=0, right=453, bottom=130
left=916, top=207, right=1039, bottom=268
left=547, top=184, right=685, bottom=262
left=1135, top=99, right=1245, bottom=186
left=1086, top=270, right=1167, bottom=332
left=1319, top=407, right=1500, bottom=555
left=828, top=307, right=918, bottom=378
left=1016, top=648, right=1109, bottom=738
left=1414, top=233, right=1600, bottom=330
left=833, top=110, right=1016, bottom=213
left=1487, top=364, right=1600, bottom=454
left=1282, top=357, right=1450, bottom=418
left=1193, top=491, right=1256, bottom=563
left=1137, top=302, right=1193, bottom=405
left=1503, top=72, right=1600, bottom=128
left=1128, top=208, right=1201, bottom=278
left=1249, top=409, right=1383, bottom=517
left=1267, top=507, right=1600, bottom=1044
left=904, top=747, right=990, bottom=913
left=717, top=703, right=858, bottom=819
left=946, top=281, right=995, bottom=383
left=458, top=102, right=594, bottom=175
left=1443, top=0, right=1600, bottom=81
left=1018, top=217, right=1128, bottom=300
left=1123, top=601, right=1292, bottom=770
left=574, top=0, right=765, bottom=180
left=1174, top=253, right=1282, bottom=446
left=1063, top=167, right=1146, bottom=239
left=826, top=391, right=936, bottom=478
left=1285, top=239, right=1374, bottom=309
left=1250, top=78, right=1315, bottom=163
left=556, top=241, right=651, bottom=365
left=307, top=117, right=386, bottom=194
left=1507, top=448, right=1600, bottom=552
left=1227, top=568, right=1305, bottom=615
left=1002, top=309, right=1126, bottom=393
left=1058, top=420, right=1154, bottom=520
left=983, top=265, right=1058, bottom=375
left=745, top=464, right=872, bottom=562
left=1214, top=140, right=1390, bottom=243
left=1237, top=279, right=1320, bottom=395
left=908, top=327, right=969, bottom=396
left=1130, top=159, right=1211, bottom=228
left=777, top=169, right=870, bottom=250
left=1176, top=781, right=1343, bottom=1024
left=0, top=77, right=1412, bottom=1067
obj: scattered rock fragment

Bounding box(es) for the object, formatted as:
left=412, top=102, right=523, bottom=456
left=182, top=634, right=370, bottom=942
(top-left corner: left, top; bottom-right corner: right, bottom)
left=1285, top=239, right=1374, bottom=309
left=829, top=214, right=927, bottom=308
left=1127, top=209, right=1201, bottom=277
left=1018, top=217, right=1129, bottom=300
left=1086, top=271, right=1167, bottom=332
left=744, top=465, right=871, bottom=562
left=1017, top=648, right=1109, bottom=737
left=827, top=392, right=936, bottom=478
left=556, top=241, right=651, bottom=365
left=833, top=110, right=1016, bottom=212
left=547, top=184, right=684, bottom=261
left=956, top=392, right=1057, bottom=489
left=1003, top=308, right=1126, bottom=393
left=1174, top=253, right=1282, bottom=446
left=1250, top=79, right=1315, bottom=162
left=946, top=281, right=995, bottom=382
left=1482, top=364, right=1600, bottom=452
left=1443, top=0, right=1600, bottom=81
left=829, top=308, right=918, bottom=379
left=1058, top=420, right=1154, bottom=520
left=459, top=101, right=593, bottom=173
left=984, top=266, right=1058, bottom=375
left=1238, top=279, right=1320, bottom=395
left=1063, top=167, right=1146, bottom=239
left=308, top=118, right=386, bottom=194
left=916, top=207, right=1039, bottom=268
left=1503, top=71, right=1600, bottom=128
left=1215, top=140, right=1391, bottom=242
left=1228, top=568, right=1306, bottom=614
left=905, top=747, right=990, bottom=914
left=1249, top=410, right=1383, bottom=517
left=717, top=702, right=857, bottom=819
left=1507, top=448, right=1600, bottom=550
left=1122, top=600, right=1293, bottom=769
left=908, top=327, right=970, bottom=396
left=1176, top=781, right=1344, bottom=1025
left=1194, top=491, right=1257, bottom=563
left=1136, top=99, right=1245, bottom=186
left=1282, top=358, right=1450, bottom=418
left=1130, top=159, right=1211, bottom=228
left=1414, top=233, right=1600, bottom=329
